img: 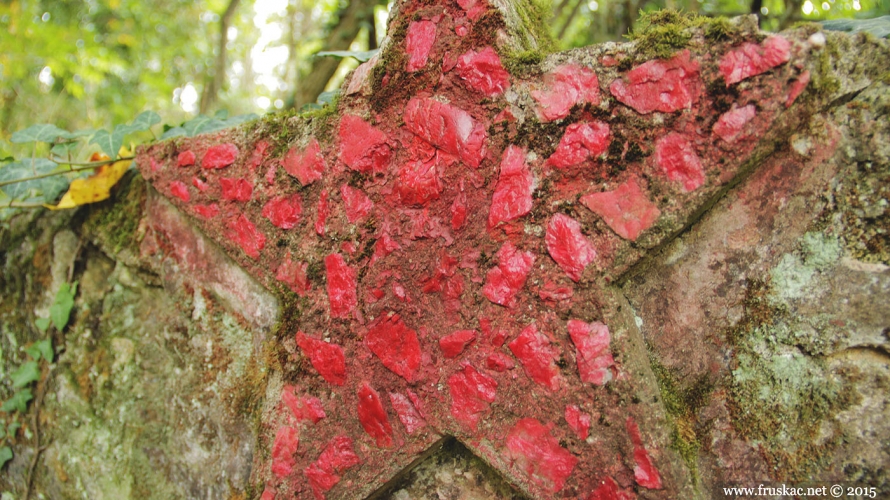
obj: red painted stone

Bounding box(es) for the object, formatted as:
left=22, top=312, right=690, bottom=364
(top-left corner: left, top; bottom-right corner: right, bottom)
left=248, top=140, right=269, bottom=170
left=296, top=332, right=347, bottom=386
left=627, top=417, right=662, bottom=489
left=397, top=157, right=442, bottom=207
left=325, top=254, right=357, bottom=319
left=220, top=177, right=253, bottom=202
left=439, top=329, right=476, bottom=358
left=283, top=138, right=326, bottom=186
left=192, top=176, right=209, bottom=192
left=455, top=46, right=510, bottom=96
left=316, top=190, right=329, bottom=236
left=451, top=192, right=467, bottom=230
left=370, top=232, right=401, bottom=265
left=227, top=214, right=266, bottom=259
left=340, top=184, right=373, bottom=223
left=276, top=252, right=311, bottom=296
left=271, top=426, right=300, bottom=479
left=404, top=97, right=487, bottom=168
left=532, top=64, right=601, bottom=122
left=177, top=150, right=195, bottom=167
left=406, top=20, right=437, bottom=72
left=505, top=418, right=578, bottom=493
left=260, top=486, right=276, bottom=500
left=304, top=436, right=361, bottom=500
left=388, top=392, right=426, bottom=434
left=537, top=281, right=574, bottom=303
left=567, top=320, right=614, bottom=386
left=170, top=181, right=190, bottom=202
left=655, top=132, right=705, bottom=192
left=263, top=194, right=303, bottom=229
left=580, top=176, right=660, bottom=241
left=485, top=352, right=514, bottom=372
left=203, top=143, right=239, bottom=169
left=609, top=50, right=700, bottom=114
left=719, top=35, right=791, bottom=85
left=489, top=145, right=533, bottom=228
left=456, top=0, right=486, bottom=20
left=545, top=213, right=596, bottom=282
left=586, top=477, right=634, bottom=500
left=508, top=324, right=561, bottom=391
left=338, top=115, right=391, bottom=174
left=713, top=104, right=756, bottom=143
left=193, top=203, right=219, bottom=219
left=448, top=364, right=497, bottom=430
left=281, top=385, right=326, bottom=423
left=357, top=382, right=393, bottom=448
left=364, top=313, right=422, bottom=382
left=565, top=404, right=591, bottom=440
left=481, top=242, right=535, bottom=307
left=786, top=70, right=810, bottom=107
left=150, top=157, right=161, bottom=173
left=545, top=121, right=611, bottom=168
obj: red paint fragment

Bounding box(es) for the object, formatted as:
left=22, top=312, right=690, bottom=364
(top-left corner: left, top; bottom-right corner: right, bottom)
left=193, top=203, right=219, bottom=219
left=448, top=364, right=497, bottom=430
left=398, top=157, right=442, bottom=206
left=260, top=486, right=276, bottom=500
left=338, top=115, right=391, bottom=174
left=316, top=190, right=329, bottom=236
left=304, top=436, right=361, bottom=500
left=786, top=70, right=810, bottom=107
left=296, top=332, right=347, bottom=386
left=263, top=194, right=303, bottom=229
left=220, top=177, right=253, bottom=202
left=365, top=314, right=422, bottom=382
left=281, top=385, right=326, bottom=423
left=713, top=104, right=756, bottom=143
left=276, top=252, right=311, bottom=296
left=203, top=143, right=239, bottom=169
left=655, top=133, right=705, bottom=192
left=439, top=330, right=476, bottom=358
left=150, top=157, right=161, bottom=172
left=719, top=35, right=791, bottom=85
left=283, top=138, right=326, bottom=186
left=505, top=418, right=578, bottom=493
left=357, top=382, right=393, bottom=448
left=192, top=176, right=209, bottom=192
left=537, top=281, right=574, bottom=303
left=546, top=214, right=596, bottom=282
left=587, top=477, right=634, bottom=500
left=389, top=392, right=426, bottom=434
left=567, top=320, right=615, bottom=385
left=177, top=150, right=195, bottom=167
left=485, top=353, right=514, bottom=372
left=340, top=184, right=373, bottom=223
left=609, top=50, right=700, bottom=114
left=170, top=181, right=190, bottom=202
left=545, top=121, right=611, bottom=168
left=456, top=47, right=510, bottom=96
left=227, top=214, right=265, bottom=259
left=271, top=426, right=300, bottom=478
left=456, top=0, right=486, bottom=20
left=451, top=192, right=467, bottom=230
left=627, top=417, right=663, bottom=489
left=580, top=176, right=660, bottom=241
left=489, top=145, right=533, bottom=228
left=406, top=20, right=437, bottom=72
left=482, top=242, right=535, bottom=307
left=248, top=140, right=269, bottom=170
left=370, top=232, right=401, bottom=265
left=404, top=97, right=487, bottom=168
left=565, top=404, right=591, bottom=440
left=508, top=325, right=561, bottom=391
left=325, top=254, right=357, bottom=319
left=532, top=64, right=601, bottom=122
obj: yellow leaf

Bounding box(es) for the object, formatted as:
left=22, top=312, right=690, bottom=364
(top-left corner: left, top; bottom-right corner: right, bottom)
left=46, top=148, right=132, bottom=210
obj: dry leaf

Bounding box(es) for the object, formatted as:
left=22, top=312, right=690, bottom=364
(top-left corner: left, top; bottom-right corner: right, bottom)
left=47, top=148, right=132, bottom=210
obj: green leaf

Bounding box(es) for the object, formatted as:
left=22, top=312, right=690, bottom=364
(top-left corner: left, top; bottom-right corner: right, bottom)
left=35, top=317, right=50, bottom=332
left=213, top=109, right=229, bottom=120
left=160, top=127, right=187, bottom=140
left=0, top=446, right=12, bottom=469
left=10, top=124, right=72, bottom=143
left=822, top=16, right=890, bottom=38
left=25, top=340, right=53, bottom=362
left=90, top=129, right=125, bottom=158
left=10, top=361, right=40, bottom=388
left=182, top=115, right=218, bottom=137
left=67, top=129, right=97, bottom=139
left=129, top=111, right=162, bottom=132
left=51, top=142, right=80, bottom=157
left=219, top=113, right=259, bottom=128
left=0, top=159, right=68, bottom=201
left=316, top=49, right=378, bottom=62
left=7, top=421, right=20, bottom=437
left=0, top=157, right=14, bottom=163
left=1, top=389, right=33, bottom=413
left=317, top=90, right=340, bottom=106
left=50, top=281, right=77, bottom=331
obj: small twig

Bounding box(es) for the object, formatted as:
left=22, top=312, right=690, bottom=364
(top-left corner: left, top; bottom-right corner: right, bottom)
left=50, top=156, right=133, bottom=167
left=23, top=366, right=51, bottom=500
left=0, top=200, right=46, bottom=209
left=0, top=162, right=115, bottom=189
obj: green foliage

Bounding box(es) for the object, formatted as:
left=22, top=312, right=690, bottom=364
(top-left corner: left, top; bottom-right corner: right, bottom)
left=50, top=281, right=78, bottom=331
left=0, top=158, right=68, bottom=202
left=160, top=112, right=259, bottom=140
left=822, top=15, right=890, bottom=37
left=10, top=361, right=40, bottom=389
left=25, top=339, right=54, bottom=363
left=1, top=389, right=33, bottom=414
left=0, top=445, right=12, bottom=469
left=10, top=124, right=74, bottom=144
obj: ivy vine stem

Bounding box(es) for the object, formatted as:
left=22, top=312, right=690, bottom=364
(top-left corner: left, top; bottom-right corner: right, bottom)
left=0, top=156, right=133, bottom=189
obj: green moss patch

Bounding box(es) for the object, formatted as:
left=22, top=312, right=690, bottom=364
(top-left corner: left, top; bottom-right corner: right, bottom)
left=626, top=9, right=744, bottom=61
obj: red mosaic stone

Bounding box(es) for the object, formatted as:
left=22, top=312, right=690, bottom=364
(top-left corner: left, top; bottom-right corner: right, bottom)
left=177, top=150, right=195, bottom=167
left=609, top=50, right=700, bottom=114
left=296, top=332, right=347, bottom=386
left=627, top=416, right=663, bottom=489
left=545, top=213, right=596, bottom=282
left=338, top=115, right=391, bottom=174
left=485, top=352, right=514, bottom=372
left=448, top=364, right=497, bottom=430
left=439, top=329, right=477, bottom=358
left=325, top=253, right=358, bottom=319
left=281, top=385, right=326, bottom=423
left=193, top=203, right=219, bottom=219
left=567, top=320, right=614, bottom=386
left=191, top=176, right=209, bottom=192
left=283, top=138, right=326, bottom=186
left=340, top=184, right=373, bottom=223
left=397, top=157, right=442, bottom=207
left=276, top=252, right=310, bottom=296
left=203, top=143, right=239, bottom=169
left=505, top=418, right=578, bottom=493
left=170, top=181, right=190, bottom=202
left=364, top=313, right=422, bottom=382
left=357, top=382, right=393, bottom=448
left=403, top=97, right=487, bottom=168
left=304, top=436, right=361, bottom=500
left=719, top=35, right=791, bottom=85
left=545, top=121, right=611, bottom=168
left=580, top=176, right=660, bottom=241
left=263, top=194, right=303, bottom=229
left=389, top=392, right=426, bottom=434
left=532, top=64, right=601, bottom=122
left=271, top=426, right=300, bottom=479
left=655, top=132, right=705, bottom=192
left=565, top=404, right=591, bottom=440
left=227, top=214, right=265, bottom=259
left=508, top=324, right=562, bottom=391
left=786, top=70, right=810, bottom=107
left=586, top=477, right=634, bottom=500
left=713, top=104, right=756, bottom=143
left=315, top=190, right=329, bottom=236
left=455, top=46, right=510, bottom=96
left=481, top=242, right=535, bottom=307
left=406, top=20, right=437, bottom=72
left=220, top=177, right=253, bottom=202
left=489, top=145, right=533, bottom=228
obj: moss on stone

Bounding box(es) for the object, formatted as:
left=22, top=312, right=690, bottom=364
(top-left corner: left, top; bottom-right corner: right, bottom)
left=81, top=172, right=146, bottom=256
left=626, top=9, right=742, bottom=61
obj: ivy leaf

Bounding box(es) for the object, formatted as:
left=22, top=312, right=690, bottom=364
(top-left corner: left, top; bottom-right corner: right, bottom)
left=0, top=159, right=68, bottom=201
left=10, top=124, right=72, bottom=143
left=213, top=109, right=229, bottom=120
left=67, top=129, right=97, bottom=139
left=1, top=157, right=14, bottom=163
left=160, top=127, right=187, bottom=140
left=128, top=111, right=162, bottom=132
left=49, top=281, right=77, bottom=330
left=25, top=339, right=53, bottom=362
left=7, top=421, right=20, bottom=437
left=219, top=113, right=259, bottom=129
left=11, top=361, right=40, bottom=388
left=316, top=49, right=378, bottom=62
left=822, top=16, right=890, bottom=38
left=1, top=389, right=33, bottom=413
left=0, top=446, right=12, bottom=469
left=182, top=115, right=219, bottom=137
left=90, top=129, right=125, bottom=158
left=35, top=317, right=50, bottom=332
left=317, top=90, right=340, bottom=106
left=51, top=141, right=80, bottom=157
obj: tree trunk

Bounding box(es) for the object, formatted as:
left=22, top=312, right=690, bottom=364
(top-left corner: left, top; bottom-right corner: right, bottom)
left=199, top=0, right=242, bottom=115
